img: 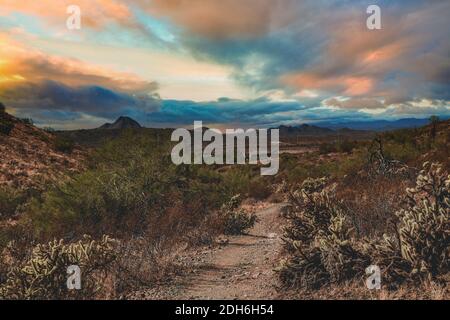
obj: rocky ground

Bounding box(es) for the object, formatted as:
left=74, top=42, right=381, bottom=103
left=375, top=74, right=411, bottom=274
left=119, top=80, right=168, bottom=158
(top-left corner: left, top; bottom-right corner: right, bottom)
left=0, top=112, right=83, bottom=189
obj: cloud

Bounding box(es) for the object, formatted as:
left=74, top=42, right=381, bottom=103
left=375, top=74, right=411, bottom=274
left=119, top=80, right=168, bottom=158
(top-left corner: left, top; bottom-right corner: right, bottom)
left=145, top=0, right=298, bottom=39
left=1, top=1, right=449, bottom=128
left=324, top=97, right=385, bottom=110
left=143, top=96, right=373, bottom=128
left=0, top=0, right=132, bottom=29
left=0, top=32, right=161, bottom=125
left=1, top=80, right=160, bottom=117
left=0, top=33, right=158, bottom=94
left=280, top=1, right=450, bottom=106
left=145, top=0, right=450, bottom=112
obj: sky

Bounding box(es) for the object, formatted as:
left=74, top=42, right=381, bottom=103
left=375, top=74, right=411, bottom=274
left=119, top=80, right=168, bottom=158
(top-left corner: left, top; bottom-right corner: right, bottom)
left=0, top=0, right=449, bottom=129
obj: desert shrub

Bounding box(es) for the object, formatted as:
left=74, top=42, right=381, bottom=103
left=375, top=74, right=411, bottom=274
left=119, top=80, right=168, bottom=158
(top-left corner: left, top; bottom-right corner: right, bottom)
left=337, top=139, right=357, bottom=154
left=54, top=135, right=75, bottom=153
left=338, top=175, right=408, bottom=237
left=220, top=195, right=257, bottom=235
left=367, top=162, right=449, bottom=284
left=0, top=116, right=14, bottom=135
left=113, top=236, right=184, bottom=295
left=247, top=178, right=273, bottom=200
left=0, top=235, right=117, bottom=300
left=277, top=178, right=369, bottom=288
left=384, top=142, right=420, bottom=163
left=0, top=186, right=25, bottom=220
left=25, top=131, right=228, bottom=240
left=319, top=143, right=337, bottom=155
left=221, top=167, right=252, bottom=195
left=318, top=140, right=357, bottom=155
left=279, top=162, right=449, bottom=290
left=19, top=118, right=34, bottom=126
left=384, top=129, right=417, bottom=145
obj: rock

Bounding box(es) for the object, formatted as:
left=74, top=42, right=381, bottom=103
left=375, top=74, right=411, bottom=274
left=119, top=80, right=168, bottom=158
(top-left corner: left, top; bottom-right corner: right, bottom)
left=216, top=236, right=229, bottom=245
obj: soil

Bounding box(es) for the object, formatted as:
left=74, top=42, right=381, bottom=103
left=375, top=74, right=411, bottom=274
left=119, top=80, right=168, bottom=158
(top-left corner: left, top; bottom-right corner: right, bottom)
left=134, top=204, right=287, bottom=300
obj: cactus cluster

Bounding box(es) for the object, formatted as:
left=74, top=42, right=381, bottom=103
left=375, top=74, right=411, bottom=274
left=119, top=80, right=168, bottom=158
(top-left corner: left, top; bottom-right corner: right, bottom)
left=278, top=162, right=449, bottom=289
left=220, top=195, right=257, bottom=235
left=278, top=178, right=369, bottom=288
left=0, top=235, right=118, bottom=299
left=367, top=162, right=449, bottom=284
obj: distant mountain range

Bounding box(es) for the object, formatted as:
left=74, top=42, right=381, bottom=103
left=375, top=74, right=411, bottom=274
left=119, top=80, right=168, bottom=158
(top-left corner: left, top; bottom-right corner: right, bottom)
left=277, top=124, right=335, bottom=136
left=315, top=118, right=439, bottom=131
left=100, top=116, right=141, bottom=130
left=97, top=116, right=444, bottom=133
left=274, top=117, right=447, bottom=137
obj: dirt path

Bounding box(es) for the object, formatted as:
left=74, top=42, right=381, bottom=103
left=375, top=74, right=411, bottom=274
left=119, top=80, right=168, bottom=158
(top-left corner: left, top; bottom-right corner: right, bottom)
left=136, top=204, right=286, bottom=300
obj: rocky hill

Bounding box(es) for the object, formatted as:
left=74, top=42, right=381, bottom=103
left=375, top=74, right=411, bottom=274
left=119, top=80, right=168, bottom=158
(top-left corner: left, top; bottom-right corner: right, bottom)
left=0, top=109, right=83, bottom=189
left=100, top=116, right=142, bottom=130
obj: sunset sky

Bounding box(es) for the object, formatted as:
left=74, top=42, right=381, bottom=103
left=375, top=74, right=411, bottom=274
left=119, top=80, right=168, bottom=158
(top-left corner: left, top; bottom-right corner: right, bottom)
left=0, top=0, right=449, bottom=129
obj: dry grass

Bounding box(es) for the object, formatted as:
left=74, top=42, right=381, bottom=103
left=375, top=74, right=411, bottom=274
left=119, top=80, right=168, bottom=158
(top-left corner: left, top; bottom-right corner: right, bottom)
left=282, top=278, right=449, bottom=300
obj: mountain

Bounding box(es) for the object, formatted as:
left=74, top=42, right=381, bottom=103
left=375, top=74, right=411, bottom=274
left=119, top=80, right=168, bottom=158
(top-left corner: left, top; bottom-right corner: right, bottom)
left=100, top=116, right=142, bottom=130
left=316, top=118, right=438, bottom=131
left=278, top=124, right=335, bottom=136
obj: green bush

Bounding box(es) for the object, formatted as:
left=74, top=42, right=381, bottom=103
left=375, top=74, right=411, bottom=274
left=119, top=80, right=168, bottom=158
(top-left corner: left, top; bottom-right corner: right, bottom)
left=384, top=142, right=420, bottom=163
left=0, top=235, right=117, bottom=300
left=0, top=116, right=14, bottom=135
left=337, top=139, right=357, bottom=154
left=319, top=143, right=337, bottom=155
left=0, top=186, right=25, bottom=219
left=19, top=118, right=34, bottom=126
left=220, top=195, right=257, bottom=235
left=26, top=131, right=228, bottom=239
left=247, top=178, right=273, bottom=200
left=54, top=136, right=75, bottom=153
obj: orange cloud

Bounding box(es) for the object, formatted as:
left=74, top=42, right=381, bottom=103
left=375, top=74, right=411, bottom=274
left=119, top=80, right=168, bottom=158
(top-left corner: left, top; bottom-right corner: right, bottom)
left=344, top=77, right=374, bottom=96
left=146, top=0, right=297, bottom=38
left=0, top=33, right=157, bottom=94
left=0, top=0, right=131, bottom=29
left=282, top=73, right=374, bottom=98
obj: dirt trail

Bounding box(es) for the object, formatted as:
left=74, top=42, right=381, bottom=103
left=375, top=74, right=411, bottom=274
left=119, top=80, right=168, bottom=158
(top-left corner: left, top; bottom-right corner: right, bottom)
left=167, top=204, right=286, bottom=300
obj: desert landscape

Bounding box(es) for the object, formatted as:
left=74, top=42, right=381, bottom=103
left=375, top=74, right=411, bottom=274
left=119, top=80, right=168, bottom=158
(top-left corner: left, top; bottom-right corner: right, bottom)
left=0, top=1, right=449, bottom=303
left=1, top=104, right=448, bottom=300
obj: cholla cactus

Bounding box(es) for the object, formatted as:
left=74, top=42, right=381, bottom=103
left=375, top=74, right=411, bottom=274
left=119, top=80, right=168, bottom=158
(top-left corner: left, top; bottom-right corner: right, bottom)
left=318, top=213, right=369, bottom=283
left=396, top=162, right=449, bottom=279
left=363, top=162, right=449, bottom=286
left=278, top=178, right=369, bottom=288
left=283, top=178, right=342, bottom=250
left=0, top=235, right=118, bottom=300
left=220, top=195, right=257, bottom=235
left=277, top=247, right=329, bottom=289
left=362, top=235, right=412, bottom=285
left=279, top=162, right=449, bottom=289
left=272, top=180, right=290, bottom=203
